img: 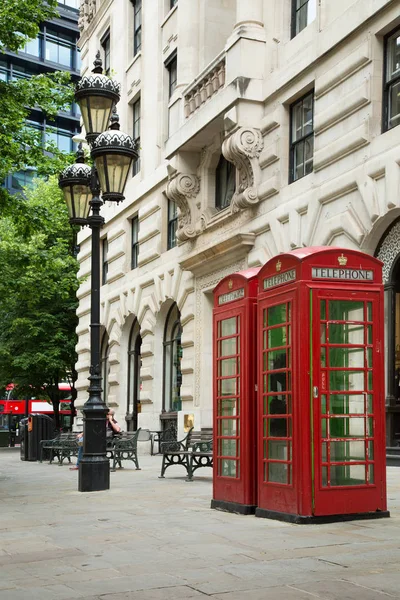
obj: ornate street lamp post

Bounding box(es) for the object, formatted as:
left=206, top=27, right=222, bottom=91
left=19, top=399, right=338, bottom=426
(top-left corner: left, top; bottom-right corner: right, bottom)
left=59, top=53, right=137, bottom=492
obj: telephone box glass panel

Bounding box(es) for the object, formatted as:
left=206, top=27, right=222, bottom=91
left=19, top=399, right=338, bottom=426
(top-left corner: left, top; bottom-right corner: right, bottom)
left=319, top=299, right=375, bottom=487
left=261, top=301, right=292, bottom=485
left=216, top=316, right=240, bottom=478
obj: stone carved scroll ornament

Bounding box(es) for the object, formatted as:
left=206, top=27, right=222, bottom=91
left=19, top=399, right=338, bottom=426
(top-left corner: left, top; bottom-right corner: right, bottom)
left=166, top=174, right=200, bottom=242
left=222, top=127, right=263, bottom=213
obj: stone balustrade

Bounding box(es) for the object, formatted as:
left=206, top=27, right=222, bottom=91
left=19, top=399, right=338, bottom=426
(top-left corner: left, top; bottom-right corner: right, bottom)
left=184, top=54, right=226, bottom=119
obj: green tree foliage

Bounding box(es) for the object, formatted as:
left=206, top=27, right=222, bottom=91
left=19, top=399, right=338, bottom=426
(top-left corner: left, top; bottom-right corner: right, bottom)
left=0, top=0, right=75, bottom=208
left=0, top=177, right=79, bottom=427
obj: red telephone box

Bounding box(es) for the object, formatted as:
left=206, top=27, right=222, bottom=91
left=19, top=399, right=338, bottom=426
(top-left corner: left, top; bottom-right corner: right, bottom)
left=256, top=247, right=389, bottom=523
left=211, top=268, right=260, bottom=514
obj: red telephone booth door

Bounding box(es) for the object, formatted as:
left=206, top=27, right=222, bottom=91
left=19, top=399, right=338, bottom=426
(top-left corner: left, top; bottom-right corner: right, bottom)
left=312, top=290, right=386, bottom=516
left=257, top=289, right=299, bottom=515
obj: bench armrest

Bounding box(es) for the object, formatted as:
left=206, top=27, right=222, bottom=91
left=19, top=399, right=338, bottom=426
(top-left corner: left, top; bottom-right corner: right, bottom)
left=192, top=440, right=213, bottom=453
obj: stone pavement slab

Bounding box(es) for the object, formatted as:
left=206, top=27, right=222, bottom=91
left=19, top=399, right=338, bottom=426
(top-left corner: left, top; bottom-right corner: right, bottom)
left=0, top=448, right=399, bottom=599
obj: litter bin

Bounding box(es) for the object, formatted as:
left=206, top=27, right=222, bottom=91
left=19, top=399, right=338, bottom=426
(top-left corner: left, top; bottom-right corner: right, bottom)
left=20, top=418, right=29, bottom=461
left=27, top=414, right=55, bottom=462
left=0, top=429, right=9, bottom=447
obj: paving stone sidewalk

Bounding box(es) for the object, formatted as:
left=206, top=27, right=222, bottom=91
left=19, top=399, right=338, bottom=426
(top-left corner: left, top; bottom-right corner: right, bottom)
left=0, top=447, right=399, bottom=599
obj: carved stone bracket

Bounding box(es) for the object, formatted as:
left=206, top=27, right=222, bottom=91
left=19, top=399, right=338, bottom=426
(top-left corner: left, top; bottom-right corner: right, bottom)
left=78, top=0, right=97, bottom=32
left=222, top=127, right=264, bottom=213
left=166, top=173, right=200, bottom=242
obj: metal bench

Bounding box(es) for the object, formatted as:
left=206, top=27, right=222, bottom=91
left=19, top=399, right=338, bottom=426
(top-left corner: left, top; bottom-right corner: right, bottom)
left=159, top=427, right=194, bottom=479
left=107, top=429, right=141, bottom=471
left=39, top=433, right=79, bottom=465
left=187, top=439, right=213, bottom=481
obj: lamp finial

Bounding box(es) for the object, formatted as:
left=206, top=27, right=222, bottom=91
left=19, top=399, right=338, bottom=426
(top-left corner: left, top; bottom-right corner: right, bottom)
left=109, top=107, right=120, bottom=130
left=93, top=50, right=103, bottom=74
left=76, top=142, right=85, bottom=164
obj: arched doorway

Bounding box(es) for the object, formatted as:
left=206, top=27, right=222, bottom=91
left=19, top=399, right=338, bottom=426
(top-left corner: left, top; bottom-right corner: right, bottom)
left=376, top=218, right=400, bottom=447
left=162, top=303, right=182, bottom=436
left=126, top=319, right=142, bottom=431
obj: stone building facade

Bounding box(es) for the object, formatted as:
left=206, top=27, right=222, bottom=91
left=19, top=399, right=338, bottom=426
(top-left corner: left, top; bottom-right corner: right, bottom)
left=76, top=0, right=400, bottom=445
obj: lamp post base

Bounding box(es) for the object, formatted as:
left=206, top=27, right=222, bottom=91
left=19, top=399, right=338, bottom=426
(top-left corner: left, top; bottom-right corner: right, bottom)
left=78, top=457, right=110, bottom=492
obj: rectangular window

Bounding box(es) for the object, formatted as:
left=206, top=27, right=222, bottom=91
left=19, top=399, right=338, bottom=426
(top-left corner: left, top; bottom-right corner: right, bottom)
left=102, top=238, right=108, bottom=284
left=131, top=216, right=139, bottom=269
left=45, top=30, right=74, bottom=68
left=101, top=30, right=111, bottom=76
left=20, top=35, right=41, bottom=58
left=167, top=199, right=178, bottom=250
left=166, top=53, right=177, bottom=99
left=132, top=96, right=141, bottom=176
left=291, top=0, right=316, bottom=38
left=133, top=0, right=142, bottom=55
left=384, top=28, right=400, bottom=131
left=290, top=91, right=314, bottom=183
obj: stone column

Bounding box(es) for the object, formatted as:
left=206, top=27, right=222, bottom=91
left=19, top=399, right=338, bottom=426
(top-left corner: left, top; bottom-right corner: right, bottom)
left=176, top=0, right=199, bottom=91
left=235, top=0, right=264, bottom=29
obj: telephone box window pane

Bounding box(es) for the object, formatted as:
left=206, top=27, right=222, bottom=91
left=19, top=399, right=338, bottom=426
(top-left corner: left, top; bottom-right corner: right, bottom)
left=366, top=347, right=372, bottom=368
left=219, top=398, right=238, bottom=416
left=330, top=394, right=364, bottom=415
left=328, top=300, right=364, bottom=321
left=329, top=323, right=364, bottom=345
left=219, top=378, right=237, bottom=396
left=268, top=304, right=287, bottom=326
left=368, top=371, right=373, bottom=390
left=329, top=417, right=365, bottom=438
left=321, top=442, right=327, bottom=462
left=219, top=358, right=238, bottom=376
left=367, top=325, right=372, bottom=344
left=268, top=326, right=287, bottom=348
left=219, top=438, right=237, bottom=457
left=220, top=317, right=237, bottom=337
left=268, top=462, right=288, bottom=484
left=321, top=394, right=327, bottom=413
left=221, top=459, right=236, bottom=477
left=321, top=347, right=326, bottom=367
left=368, top=417, right=374, bottom=436
left=269, top=371, right=288, bottom=392
left=322, top=466, right=328, bottom=486
left=220, top=338, right=237, bottom=356
left=320, top=300, right=326, bottom=320
left=368, top=463, right=374, bottom=483
left=367, top=302, right=372, bottom=321
left=219, top=419, right=238, bottom=436
left=268, top=395, right=289, bottom=414
left=330, top=464, right=366, bottom=486
left=329, top=347, right=365, bottom=369
left=322, top=419, right=327, bottom=438
left=268, top=440, right=289, bottom=460
left=320, top=324, right=326, bottom=343
left=329, top=370, right=364, bottom=391
left=367, top=395, right=373, bottom=413
left=330, top=440, right=365, bottom=462
left=268, top=349, right=287, bottom=370
left=268, top=417, right=288, bottom=437
left=368, top=441, right=374, bottom=459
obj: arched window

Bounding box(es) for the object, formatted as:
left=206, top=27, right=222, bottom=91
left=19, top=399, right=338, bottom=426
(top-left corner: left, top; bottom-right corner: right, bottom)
left=163, top=303, right=182, bottom=413
left=101, top=333, right=110, bottom=405
left=127, top=320, right=142, bottom=431
left=215, top=154, right=235, bottom=210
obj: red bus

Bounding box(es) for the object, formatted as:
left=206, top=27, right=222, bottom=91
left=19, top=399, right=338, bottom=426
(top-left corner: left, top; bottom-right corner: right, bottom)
left=0, top=383, right=73, bottom=445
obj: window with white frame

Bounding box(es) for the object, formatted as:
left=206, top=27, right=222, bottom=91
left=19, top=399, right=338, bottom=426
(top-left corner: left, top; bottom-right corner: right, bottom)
left=384, top=28, right=400, bottom=131
left=215, top=155, right=235, bottom=210
left=101, top=30, right=110, bottom=76
left=131, top=216, right=139, bottom=269
left=290, top=91, right=314, bottom=182
left=167, top=199, right=178, bottom=250
left=132, top=96, right=141, bottom=175
left=133, top=0, right=142, bottom=56
left=291, top=0, right=316, bottom=38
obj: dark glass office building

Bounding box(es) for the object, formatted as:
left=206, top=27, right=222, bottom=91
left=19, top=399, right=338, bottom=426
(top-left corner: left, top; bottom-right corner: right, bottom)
left=1, top=0, right=81, bottom=192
